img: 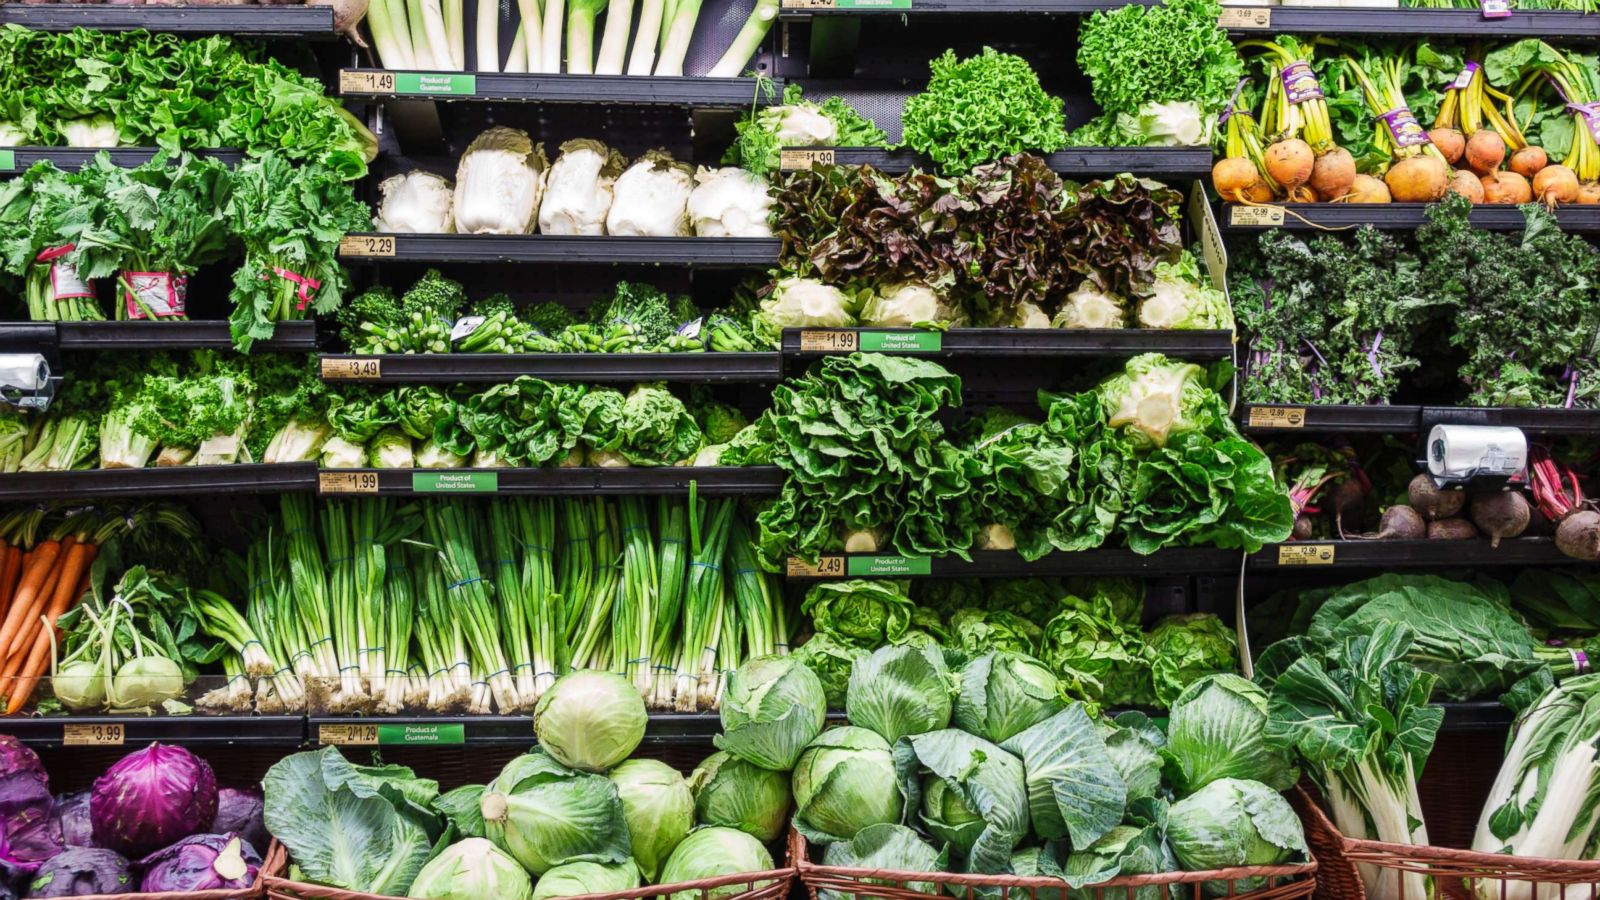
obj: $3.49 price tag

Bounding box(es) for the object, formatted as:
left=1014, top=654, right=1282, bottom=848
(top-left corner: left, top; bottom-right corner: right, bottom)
left=63, top=723, right=125, bottom=746
left=321, top=358, right=382, bottom=380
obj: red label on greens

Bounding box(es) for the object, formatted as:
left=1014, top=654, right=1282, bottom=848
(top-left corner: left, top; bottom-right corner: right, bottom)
left=123, top=272, right=187, bottom=319
left=1380, top=106, right=1431, bottom=149
left=1281, top=61, right=1323, bottom=105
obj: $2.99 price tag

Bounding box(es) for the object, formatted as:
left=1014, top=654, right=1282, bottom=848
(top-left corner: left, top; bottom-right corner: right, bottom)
left=63, top=723, right=125, bottom=746
left=1278, top=544, right=1336, bottom=566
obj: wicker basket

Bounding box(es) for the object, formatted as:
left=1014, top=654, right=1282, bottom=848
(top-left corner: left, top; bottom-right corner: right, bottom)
left=793, top=828, right=1318, bottom=900
left=264, top=835, right=799, bottom=900
left=1292, top=786, right=1600, bottom=900
left=45, top=846, right=267, bottom=900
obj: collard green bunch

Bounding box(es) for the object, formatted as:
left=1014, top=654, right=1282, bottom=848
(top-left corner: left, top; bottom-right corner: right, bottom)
left=900, top=48, right=1067, bottom=174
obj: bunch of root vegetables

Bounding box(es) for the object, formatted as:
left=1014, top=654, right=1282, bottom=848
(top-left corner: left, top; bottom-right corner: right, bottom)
left=1213, top=39, right=1600, bottom=206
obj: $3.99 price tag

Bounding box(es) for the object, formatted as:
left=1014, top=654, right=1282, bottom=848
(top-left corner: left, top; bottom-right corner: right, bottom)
left=63, top=723, right=125, bottom=746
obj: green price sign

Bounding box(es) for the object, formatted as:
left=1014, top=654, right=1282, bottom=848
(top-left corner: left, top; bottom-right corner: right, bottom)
left=847, top=556, right=932, bottom=576
left=859, top=331, right=942, bottom=352
left=379, top=723, right=465, bottom=745
left=413, top=471, right=499, bottom=493
left=395, top=73, right=478, bottom=95
left=0, top=151, right=14, bottom=172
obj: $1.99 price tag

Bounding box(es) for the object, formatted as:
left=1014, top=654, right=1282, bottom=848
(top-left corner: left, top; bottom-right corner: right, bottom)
left=319, top=471, right=380, bottom=495
left=63, top=723, right=125, bottom=746
left=798, top=330, right=859, bottom=353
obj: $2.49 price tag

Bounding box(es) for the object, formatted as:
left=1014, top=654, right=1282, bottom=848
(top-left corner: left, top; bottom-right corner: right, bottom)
left=786, top=556, right=845, bottom=577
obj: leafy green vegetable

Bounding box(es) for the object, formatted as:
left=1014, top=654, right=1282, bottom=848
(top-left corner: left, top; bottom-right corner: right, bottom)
left=1167, top=778, right=1307, bottom=895
left=1162, top=674, right=1299, bottom=794
left=1146, top=614, right=1238, bottom=707
left=895, top=728, right=1029, bottom=875
left=819, top=824, right=945, bottom=900
left=1043, top=597, right=1154, bottom=709
left=790, top=634, right=866, bottom=709
left=802, top=580, right=916, bottom=648
left=727, top=84, right=889, bottom=178
left=900, top=48, right=1066, bottom=174
left=953, top=651, right=1064, bottom=744
left=847, top=643, right=954, bottom=746
left=998, top=706, right=1124, bottom=848
left=791, top=726, right=903, bottom=845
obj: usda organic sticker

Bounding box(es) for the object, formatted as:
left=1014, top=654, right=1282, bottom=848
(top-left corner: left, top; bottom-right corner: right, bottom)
left=413, top=471, right=499, bottom=493
left=847, top=556, right=932, bottom=576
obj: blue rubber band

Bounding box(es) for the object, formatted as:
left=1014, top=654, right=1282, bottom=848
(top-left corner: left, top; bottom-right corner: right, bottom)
left=447, top=576, right=487, bottom=591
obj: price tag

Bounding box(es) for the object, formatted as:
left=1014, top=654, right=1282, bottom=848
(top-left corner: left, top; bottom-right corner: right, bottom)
left=1218, top=6, right=1271, bottom=27
left=1229, top=205, right=1285, bottom=227
left=319, top=471, right=380, bottom=495
left=1479, top=0, right=1511, bottom=17
left=1246, top=406, right=1306, bottom=428
left=63, top=723, right=124, bottom=746
left=0, top=151, right=14, bottom=172
left=847, top=556, right=932, bottom=576
left=798, top=330, right=859, bottom=353
left=782, top=0, right=839, bottom=8
left=321, top=358, right=383, bottom=380
left=318, top=724, right=379, bottom=746
left=860, top=331, right=941, bottom=352
left=786, top=556, right=845, bottom=577
left=1278, top=544, right=1336, bottom=566
left=412, top=472, right=498, bottom=493
left=338, top=235, right=397, bottom=258
left=339, top=70, right=397, bottom=94
left=779, top=149, right=837, bottom=170
left=198, top=433, right=240, bottom=459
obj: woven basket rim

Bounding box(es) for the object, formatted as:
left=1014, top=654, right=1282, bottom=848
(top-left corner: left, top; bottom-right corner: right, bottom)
left=791, top=825, right=1319, bottom=888
left=42, top=842, right=269, bottom=900
left=1295, top=785, right=1600, bottom=875
left=265, top=837, right=798, bottom=900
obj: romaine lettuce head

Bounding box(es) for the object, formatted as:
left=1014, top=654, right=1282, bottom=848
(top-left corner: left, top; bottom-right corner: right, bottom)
left=791, top=634, right=867, bottom=709
left=688, top=752, right=792, bottom=843
left=792, top=726, right=902, bottom=844
left=858, top=282, right=963, bottom=328
left=847, top=644, right=954, bottom=746
left=953, top=651, right=1064, bottom=744
left=1167, top=778, right=1306, bottom=896
left=1095, top=353, right=1221, bottom=449
left=1162, top=674, right=1299, bottom=794
left=751, top=277, right=859, bottom=346
left=802, top=579, right=916, bottom=648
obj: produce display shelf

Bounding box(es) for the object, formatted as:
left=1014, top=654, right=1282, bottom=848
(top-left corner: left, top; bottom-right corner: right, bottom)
left=1420, top=405, right=1600, bottom=435
left=1249, top=538, right=1583, bottom=570
left=336, top=233, right=781, bottom=265
left=0, top=463, right=320, bottom=501
left=782, top=548, right=1242, bottom=581
left=780, top=147, right=1214, bottom=178
left=1220, top=202, right=1600, bottom=232
left=1238, top=403, right=1424, bottom=434
left=1439, top=702, right=1514, bottom=731
left=335, top=70, right=772, bottom=107
left=2, top=715, right=307, bottom=748
left=318, top=352, right=783, bottom=384
left=0, top=4, right=337, bottom=36
left=310, top=713, right=745, bottom=746
left=0, top=148, right=246, bottom=174
left=782, top=327, right=1233, bottom=360
left=316, top=466, right=787, bottom=496
left=53, top=321, right=317, bottom=352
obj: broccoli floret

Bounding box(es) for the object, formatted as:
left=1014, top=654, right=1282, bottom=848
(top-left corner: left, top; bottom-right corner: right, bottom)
left=399, top=269, right=467, bottom=321
left=472, top=292, right=517, bottom=319
left=525, top=301, right=577, bottom=335
left=671, top=294, right=701, bottom=326
left=338, top=285, right=402, bottom=346
left=590, top=281, right=678, bottom=347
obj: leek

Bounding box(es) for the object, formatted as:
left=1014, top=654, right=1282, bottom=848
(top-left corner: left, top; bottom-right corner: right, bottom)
left=653, top=0, right=701, bottom=76
left=441, top=0, right=465, bottom=68
left=706, top=0, right=777, bottom=77
left=505, top=22, right=529, bottom=72
left=594, top=0, right=634, bottom=74
left=476, top=0, right=499, bottom=70
left=405, top=0, right=437, bottom=67
left=566, top=0, right=609, bottom=74
left=366, top=0, right=415, bottom=69
left=625, top=0, right=664, bottom=74
left=540, top=0, right=565, bottom=72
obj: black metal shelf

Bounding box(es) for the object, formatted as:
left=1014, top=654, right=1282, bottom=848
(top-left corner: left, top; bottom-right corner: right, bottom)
left=780, top=147, right=1214, bottom=179
left=1232, top=6, right=1600, bottom=36
left=1238, top=403, right=1423, bottom=434
left=783, top=548, right=1241, bottom=580
left=1249, top=538, right=1585, bottom=570
left=55, top=321, right=316, bottom=352
left=2, top=715, right=306, bottom=749
left=337, top=234, right=780, bottom=266
left=336, top=70, right=771, bottom=107
left=310, top=713, right=737, bottom=746
left=782, top=327, right=1233, bottom=361
left=1238, top=403, right=1600, bottom=435
left=317, top=466, right=786, bottom=496
left=319, top=352, right=782, bottom=384
left=1439, top=702, right=1514, bottom=732
left=0, top=148, right=247, bottom=175
left=1220, top=202, right=1600, bottom=232
left=0, top=4, right=337, bottom=35
left=0, top=463, right=319, bottom=501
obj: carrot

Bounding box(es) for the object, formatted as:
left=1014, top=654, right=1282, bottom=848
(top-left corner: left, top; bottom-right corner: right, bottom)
left=0, top=539, right=60, bottom=659
left=0, top=545, right=22, bottom=613
left=3, top=537, right=73, bottom=661
left=6, top=546, right=92, bottom=715
left=11, top=540, right=89, bottom=659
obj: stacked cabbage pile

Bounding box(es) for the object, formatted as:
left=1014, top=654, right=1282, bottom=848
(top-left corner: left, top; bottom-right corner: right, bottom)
left=262, top=668, right=804, bottom=900
left=805, top=649, right=1309, bottom=895
left=0, top=739, right=267, bottom=898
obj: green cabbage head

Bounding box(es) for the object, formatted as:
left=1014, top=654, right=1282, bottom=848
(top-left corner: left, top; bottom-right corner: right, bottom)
left=659, top=828, right=775, bottom=900
left=1167, top=778, right=1307, bottom=897
left=609, top=760, right=694, bottom=881
left=480, top=752, right=631, bottom=876
left=1162, top=674, right=1298, bottom=794
left=688, top=751, right=792, bottom=843
left=535, top=671, right=647, bottom=772
left=716, top=655, right=827, bottom=771
left=529, top=861, right=640, bottom=900
left=406, top=838, right=532, bottom=900
left=791, top=726, right=902, bottom=844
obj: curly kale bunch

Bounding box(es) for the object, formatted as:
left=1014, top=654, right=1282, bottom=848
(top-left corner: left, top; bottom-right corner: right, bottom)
left=900, top=48, right=1067, bottom=174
